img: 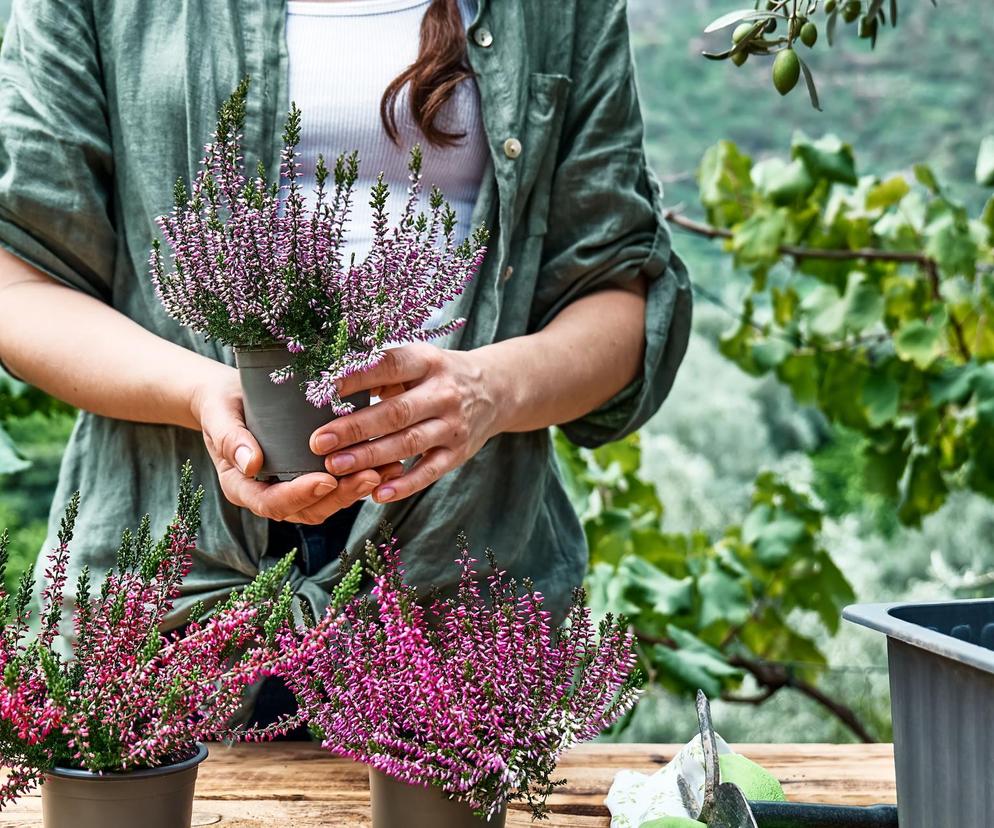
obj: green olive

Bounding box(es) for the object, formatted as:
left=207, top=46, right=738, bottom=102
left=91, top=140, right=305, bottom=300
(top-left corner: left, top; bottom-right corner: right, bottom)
left=731, top=50, right=749, bottom=66
left=825, top=0, right=837, bottom=12
left=732, top=22, right=755, bottom=44
left=800, top=21, right=818, bottom=47
left=858, top=14, right=878, bottom=37
left=772, top=48, right=801, bottom=95
left=843, top=1, right=861, bottom=23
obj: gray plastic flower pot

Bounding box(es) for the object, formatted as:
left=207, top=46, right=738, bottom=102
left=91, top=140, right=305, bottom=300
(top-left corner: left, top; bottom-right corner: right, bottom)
left=235, top=345, right=369, bottom=481
left=41, top=743, right=208, bottom=828
left=844, top=599, right=994, bottom=828
left=368, top=766, right=507, bottom=828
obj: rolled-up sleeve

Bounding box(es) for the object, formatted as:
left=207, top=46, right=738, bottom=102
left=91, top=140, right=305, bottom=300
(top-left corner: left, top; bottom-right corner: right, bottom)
left=0, top=0, right=116, bottom=302
left=533, top=0, right=692, bottom=448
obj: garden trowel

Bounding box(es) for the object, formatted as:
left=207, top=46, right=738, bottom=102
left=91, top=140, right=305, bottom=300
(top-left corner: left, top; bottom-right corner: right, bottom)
left=694, top=690, right=759, bottom=828
left=692, top=690, right=898, bottom=828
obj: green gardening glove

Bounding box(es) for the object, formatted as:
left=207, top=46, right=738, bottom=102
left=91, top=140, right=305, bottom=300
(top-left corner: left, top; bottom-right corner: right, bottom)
left=719, top=754, right=787, bottom=802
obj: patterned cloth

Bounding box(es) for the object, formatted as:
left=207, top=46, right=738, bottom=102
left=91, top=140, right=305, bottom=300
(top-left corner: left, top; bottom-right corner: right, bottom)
left=606, top=734, right=733, bottom=827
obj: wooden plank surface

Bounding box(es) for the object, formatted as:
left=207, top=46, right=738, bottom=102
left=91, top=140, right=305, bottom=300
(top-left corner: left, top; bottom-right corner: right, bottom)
left=0, top=742, right=896, bottom=826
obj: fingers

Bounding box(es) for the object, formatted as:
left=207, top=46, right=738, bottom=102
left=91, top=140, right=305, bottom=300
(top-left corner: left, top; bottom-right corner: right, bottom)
left=335, top=344, right=436, bottom=400
left=311, top=384, right=446, bottom=454
left=200, top=391, right=264, bottom=477
left=218, top=470, right=340, bottom=522
left=371, top=383, right=407, bottom=399
left=201, top=392, right=340, bottom=520
left=284, top=469, right=382, bottom=524
left=372, top=447, right=457, bottom=504
left=282, top=464, right=403, bottom=524
left=200, top=374, right=404, bottom=524
left=377, top=462, right=406, bottom=483
left=324, top=418, right=450, bottom=475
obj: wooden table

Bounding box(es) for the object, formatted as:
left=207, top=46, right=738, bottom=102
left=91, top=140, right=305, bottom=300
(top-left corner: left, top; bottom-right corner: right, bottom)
left=0, top=742, right=896, bottom=826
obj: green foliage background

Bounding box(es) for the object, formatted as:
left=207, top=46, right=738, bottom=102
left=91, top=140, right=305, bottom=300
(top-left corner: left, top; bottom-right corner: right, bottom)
left=2, top=0, right=994, bottom=744
left=609, top=0, right=994, bottom=743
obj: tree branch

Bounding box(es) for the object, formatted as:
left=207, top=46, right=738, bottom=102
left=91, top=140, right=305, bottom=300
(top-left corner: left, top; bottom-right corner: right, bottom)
left=633, top=630, right=876, bottom=743
left=664, top=209, right=971, bottom=361
left=727, top=654, right=876, bottom=744
left=721, top=686, right=778, bottom=705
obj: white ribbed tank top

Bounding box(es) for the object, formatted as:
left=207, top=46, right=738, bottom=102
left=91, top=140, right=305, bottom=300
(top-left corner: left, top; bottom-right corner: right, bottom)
left=285, top=0, right=488, bottom=266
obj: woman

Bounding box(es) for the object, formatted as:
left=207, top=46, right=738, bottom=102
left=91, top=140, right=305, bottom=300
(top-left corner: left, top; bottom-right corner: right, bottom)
left=0, top=0, right=690, bottom=636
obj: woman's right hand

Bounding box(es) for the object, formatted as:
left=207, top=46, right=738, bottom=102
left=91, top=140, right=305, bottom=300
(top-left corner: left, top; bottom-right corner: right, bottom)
left=192, top=368, right=401, bottom=525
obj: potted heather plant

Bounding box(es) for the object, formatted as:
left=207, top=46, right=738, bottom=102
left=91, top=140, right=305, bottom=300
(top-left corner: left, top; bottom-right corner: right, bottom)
left=0, top=464, right=332, bottom=828
left=151, top=80, right=488, bottom=480
left=280, top=537, right=642, bottom=827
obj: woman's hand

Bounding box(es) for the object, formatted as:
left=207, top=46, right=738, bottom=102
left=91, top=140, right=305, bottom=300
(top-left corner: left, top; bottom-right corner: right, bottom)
left=308, top=284, right=650, bottom=506
left=310, top=344, right=505, bottom=505
left=193, top=369, right=404, bottom=524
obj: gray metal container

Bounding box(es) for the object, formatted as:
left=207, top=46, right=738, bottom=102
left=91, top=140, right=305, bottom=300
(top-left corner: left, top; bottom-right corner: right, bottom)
left=235, top=345, right=369, bottom=481
left=845, top=599, right=994, bottom=828
left=41, top=743, right=208, bottom=828
left=368, top=767, right=507, bottom=828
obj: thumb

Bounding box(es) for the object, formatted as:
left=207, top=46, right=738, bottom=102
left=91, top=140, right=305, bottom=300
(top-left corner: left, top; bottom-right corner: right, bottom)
left=228, top=428, right=264, bottom=477
left=203, top=394, right=265, bottom=477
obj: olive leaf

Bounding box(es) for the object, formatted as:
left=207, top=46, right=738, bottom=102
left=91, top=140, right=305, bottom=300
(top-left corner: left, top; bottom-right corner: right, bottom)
left=703, top=8, right=773, bottom=33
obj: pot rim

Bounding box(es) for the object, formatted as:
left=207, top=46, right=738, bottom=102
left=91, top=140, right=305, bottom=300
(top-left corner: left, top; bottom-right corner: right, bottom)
left=46, top=742, right=209, bottom=781
left=233, top=341, right=284, bottom=354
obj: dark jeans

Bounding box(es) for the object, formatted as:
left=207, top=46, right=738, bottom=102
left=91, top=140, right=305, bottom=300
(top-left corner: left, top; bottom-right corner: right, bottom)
left=245, top=501, right=362, bottom=741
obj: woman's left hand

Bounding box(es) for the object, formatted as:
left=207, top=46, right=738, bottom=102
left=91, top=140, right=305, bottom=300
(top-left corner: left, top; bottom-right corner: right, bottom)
left=309, top=343, right=505, bottom=504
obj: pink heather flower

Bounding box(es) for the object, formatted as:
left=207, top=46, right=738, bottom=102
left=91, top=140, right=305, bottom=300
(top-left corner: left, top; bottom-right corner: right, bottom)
left=0, top=463, right=318, bottom=809
left=280, top=537, right=642, bottom=821
left=150, top=79, right=488, bottom=414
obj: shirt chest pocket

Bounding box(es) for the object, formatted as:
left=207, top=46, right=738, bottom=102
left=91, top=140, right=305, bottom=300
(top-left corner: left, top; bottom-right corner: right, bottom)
left=511, top=73, right=572, bottom=238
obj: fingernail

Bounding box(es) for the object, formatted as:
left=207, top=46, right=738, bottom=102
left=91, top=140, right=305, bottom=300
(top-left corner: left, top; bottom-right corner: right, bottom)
left=331, top=453, right=355, bottom=474
left=375, top=486, right=396, bottom=503
left=313, top=480, right=336, bottom=497
left=234, top=445, right=253, bottom=474
left=313, top=433, right=338, bottom=454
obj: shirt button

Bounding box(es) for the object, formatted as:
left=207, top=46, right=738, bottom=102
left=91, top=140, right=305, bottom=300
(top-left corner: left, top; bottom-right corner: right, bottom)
left=473, top=27, right=494, bottom=48
left=503, top=137, right=522, bottom=159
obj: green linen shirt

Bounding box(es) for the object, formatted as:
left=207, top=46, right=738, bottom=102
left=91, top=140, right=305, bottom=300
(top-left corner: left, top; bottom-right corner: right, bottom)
left=0, top=0, right=691, bottom=623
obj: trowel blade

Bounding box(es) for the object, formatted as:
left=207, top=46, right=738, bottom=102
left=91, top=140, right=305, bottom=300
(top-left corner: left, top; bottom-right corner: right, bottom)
left=711, top=782, right=759, bottom=828
left=695, top=689, right=721, bottom=823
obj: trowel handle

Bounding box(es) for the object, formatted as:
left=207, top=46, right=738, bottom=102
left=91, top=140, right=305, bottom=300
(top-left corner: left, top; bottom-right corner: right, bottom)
left=749, top=801, right=899, bottom=827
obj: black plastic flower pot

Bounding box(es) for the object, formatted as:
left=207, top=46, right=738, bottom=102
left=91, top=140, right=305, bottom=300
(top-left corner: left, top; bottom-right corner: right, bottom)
left=41, top=743, right=208, bottom=828
left=368, top=766, right=507, bottom=828
left=234, top=345, right=369, bottom=481
left=844, top=599, right=994, bottom=828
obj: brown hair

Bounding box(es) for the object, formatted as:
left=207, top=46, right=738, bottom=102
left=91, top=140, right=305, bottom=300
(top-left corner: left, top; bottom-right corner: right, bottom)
left=379, top=0, right=473, bottom=147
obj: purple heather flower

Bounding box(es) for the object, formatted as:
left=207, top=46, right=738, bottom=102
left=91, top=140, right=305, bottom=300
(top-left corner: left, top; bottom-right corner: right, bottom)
left=279, top=538, right=642, bottom=820
left=0, top=464, right=318, bottom=809
left=151, top=80, right=488, bottom=413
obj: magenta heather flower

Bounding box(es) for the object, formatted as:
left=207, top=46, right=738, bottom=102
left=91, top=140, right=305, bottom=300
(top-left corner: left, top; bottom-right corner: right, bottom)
left=0, top=463, right=321, bottom=809
left=280, top=537, right=642, bottom=820
left=150, top=79, right=489, bottom=413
